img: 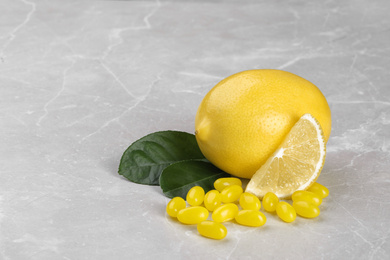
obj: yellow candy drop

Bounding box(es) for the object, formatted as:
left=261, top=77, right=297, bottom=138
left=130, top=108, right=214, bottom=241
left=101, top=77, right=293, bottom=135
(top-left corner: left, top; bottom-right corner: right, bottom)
left=308, top=182, right=329, bottom=198
left=262, top=192, right=279, bottom=212
left=177, top=206, right=209, bottom=225
left=221, top=184, right=243, bottom=203
left=235, top=210, right=266, bottom=227
left=166, top=197, right=186, bottom=218
left=197, top=221, right=227, bottom=240
left=292, top=190, right=322, bottom=206
left=186, top=186, right=205, bottom=206
left=212, top=203, right=239, bottom=222
left=204, top=190, right=222, bottom=211
left=293, top=201, right=320, bottom=218
left=214, top=177, right=242, bottom=192
left=276, top=202, right=296, bottom=223
left=239, top=192, right=261, bottom=211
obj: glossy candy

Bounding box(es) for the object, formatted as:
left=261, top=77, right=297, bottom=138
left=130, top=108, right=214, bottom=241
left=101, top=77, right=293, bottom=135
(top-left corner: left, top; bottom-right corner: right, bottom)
left=186, top=186, right=205, bottom=206
left=177, top=206, right=209, bottom=224
left=204, top=190, right=222, bottom=211
left=235, top=210, right=266, bottom=227
left=212, top=203, right=239, bottom=222
left=221, top=185, right=243, bottom=203
left=292, top=190, right=322, bottom=206
left=166, top=197, right=186, bottom=218
left=214, top=177, right=242, bottom=192
left=239, top=192, right=261, bottom=211
left=293, top=201, right=320, bottom=218
left=197, top=221, right=227, bottom=240
left=262, top=192, right=279, bottom=212
left=276, top=202, right=296, bottom=223
left=308, top=182, right=329, bottom=198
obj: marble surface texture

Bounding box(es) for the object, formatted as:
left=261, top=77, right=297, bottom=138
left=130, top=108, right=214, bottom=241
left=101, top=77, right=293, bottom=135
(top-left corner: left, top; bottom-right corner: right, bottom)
left=1, top=0, right=390, bottom=259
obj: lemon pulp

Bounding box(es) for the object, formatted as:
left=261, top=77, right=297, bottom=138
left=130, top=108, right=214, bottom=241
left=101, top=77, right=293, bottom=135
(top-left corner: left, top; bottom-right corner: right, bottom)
left=245, top=113, right=326, bottom=199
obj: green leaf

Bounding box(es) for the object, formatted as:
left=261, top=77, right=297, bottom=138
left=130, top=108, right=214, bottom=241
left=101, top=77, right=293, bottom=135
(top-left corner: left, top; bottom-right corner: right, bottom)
left=118, top=131, right=206, bottom=185
left=159, top=160, right=230, bottom=199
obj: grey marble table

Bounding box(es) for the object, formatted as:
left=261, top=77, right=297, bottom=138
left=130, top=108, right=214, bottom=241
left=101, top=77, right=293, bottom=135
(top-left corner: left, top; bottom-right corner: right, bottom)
left=1, top=0, right=389, bottom=259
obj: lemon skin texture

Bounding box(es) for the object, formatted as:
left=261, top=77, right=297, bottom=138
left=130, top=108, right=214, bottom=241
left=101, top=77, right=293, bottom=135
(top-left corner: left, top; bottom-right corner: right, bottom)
left=195, top=69, right=331, bottom=179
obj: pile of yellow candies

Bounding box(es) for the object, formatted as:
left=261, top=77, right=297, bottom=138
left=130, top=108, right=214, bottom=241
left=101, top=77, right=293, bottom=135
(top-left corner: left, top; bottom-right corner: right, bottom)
left=166, top=177, right=329, bottom=240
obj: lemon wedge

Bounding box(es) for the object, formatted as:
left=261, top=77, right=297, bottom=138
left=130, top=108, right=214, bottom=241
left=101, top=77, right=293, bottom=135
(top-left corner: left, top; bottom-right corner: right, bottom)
left=245, top=114, right=326, bottom=199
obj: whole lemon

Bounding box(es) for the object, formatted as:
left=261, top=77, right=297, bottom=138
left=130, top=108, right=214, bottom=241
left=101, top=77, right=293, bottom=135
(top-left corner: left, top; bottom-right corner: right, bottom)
left=195, top=69, right=331, bottom=179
